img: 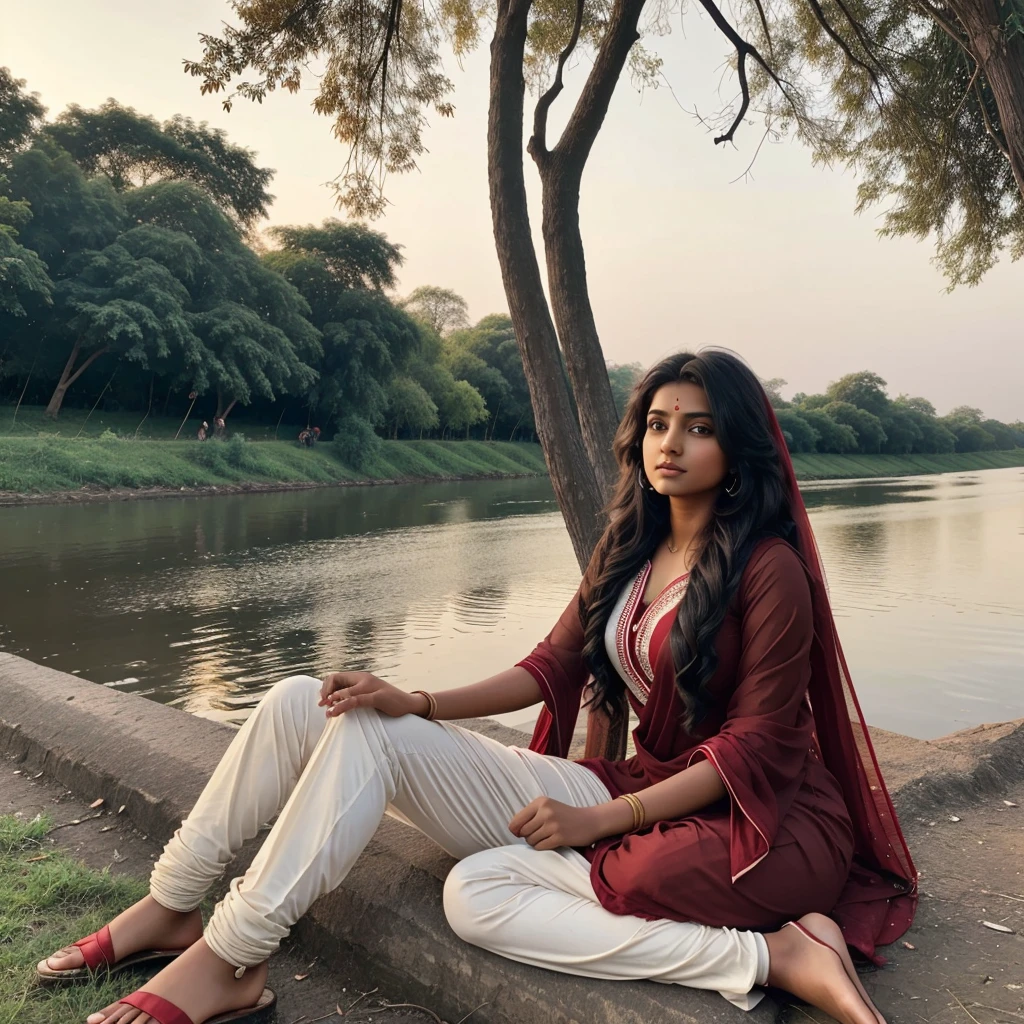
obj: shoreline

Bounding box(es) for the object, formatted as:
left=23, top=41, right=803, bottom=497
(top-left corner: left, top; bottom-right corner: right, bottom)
left=0, top=469, right=545, bottom=508
left=0, top=441, right=1021, bottom=508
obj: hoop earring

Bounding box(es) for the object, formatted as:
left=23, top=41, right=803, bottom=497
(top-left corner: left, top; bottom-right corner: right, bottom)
left=725, top=471, right=741, bottom=498
left=637, top=466, right=655, bottom=492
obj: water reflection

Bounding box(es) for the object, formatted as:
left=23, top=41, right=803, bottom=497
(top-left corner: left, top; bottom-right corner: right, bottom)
left=1, top=469, right=1022, bottom=739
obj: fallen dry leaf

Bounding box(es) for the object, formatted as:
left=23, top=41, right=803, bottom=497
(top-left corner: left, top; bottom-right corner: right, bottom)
left=1004, top=801, right=1018, bottom=808
left=902, top=941, right=916, bottom=950
left=982, top=921, right=1016, bottom=934
left=118, top=805, right=126, bottom=814
left=27, top=855, right=49, bottom=863
left=293, top=974, right=309, bottom=982
left=89, top=798, right=104, bottom=809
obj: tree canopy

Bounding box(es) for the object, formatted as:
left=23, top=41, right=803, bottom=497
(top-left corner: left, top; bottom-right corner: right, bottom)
left=45, top=101, right=275, bottom=228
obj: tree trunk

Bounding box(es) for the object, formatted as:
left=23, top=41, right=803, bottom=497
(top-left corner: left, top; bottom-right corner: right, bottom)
left=489, top=0, right=607, bottom=568
left=45, top=339, right=109, bottom=420
left=530, top=0, right=646, bottom=499
left=943, top=0, right=1024, bottom=199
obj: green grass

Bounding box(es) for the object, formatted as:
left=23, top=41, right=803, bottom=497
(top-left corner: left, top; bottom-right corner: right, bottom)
left=1, top=404, right=1021, bottom=498
left=790, top=450, right=1024, bottom=479
left=0, top=432, right=549, bottom=496
left=0, top=814, right=149, bottom=1024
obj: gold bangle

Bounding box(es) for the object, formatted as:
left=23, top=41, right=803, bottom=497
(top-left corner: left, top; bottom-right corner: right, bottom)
left=617, top=793, right=646, bottom=831
left=619, top=794, right=641, bottom=831
left=411, top=690, right=436, bottom=721
left=629, top=793, right=647, bottom=830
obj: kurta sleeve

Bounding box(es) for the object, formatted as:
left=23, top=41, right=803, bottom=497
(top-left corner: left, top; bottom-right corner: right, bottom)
left=518, top=586, right=589, bottom=758
left=687, top=539, right=816, bottom=882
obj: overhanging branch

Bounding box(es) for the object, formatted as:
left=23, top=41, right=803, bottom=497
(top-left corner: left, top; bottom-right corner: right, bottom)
left=366, top=0, right=404, bottom=125
left=530, top=0, right=586, bottom=158
left=691, top=0, right=798, bottom=145
left=804, top=0, right=882, bottom=97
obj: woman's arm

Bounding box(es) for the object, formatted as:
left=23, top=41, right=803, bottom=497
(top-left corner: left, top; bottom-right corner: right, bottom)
left=595, top=760, right=726, bottom=836
left=511, top=759, right=726, bottom=850
left=429, top=666, right=543, bottom=719
left=320, top=665, right=543, bottom=720
left=323, top=586, right=586, bottom=726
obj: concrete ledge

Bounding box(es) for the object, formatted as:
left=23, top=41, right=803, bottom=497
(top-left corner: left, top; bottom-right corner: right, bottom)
left=3, top=653, right=1023, bottom=1024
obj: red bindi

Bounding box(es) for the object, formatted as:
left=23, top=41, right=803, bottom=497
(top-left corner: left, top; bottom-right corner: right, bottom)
left=674, top=404, right=680, bottom=410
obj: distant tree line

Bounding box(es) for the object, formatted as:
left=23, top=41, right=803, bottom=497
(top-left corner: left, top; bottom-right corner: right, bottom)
left=0, top=72, right=538, bottom=466
left=608, top=365, right=1024, bottom=455
left=3, top=71, right=1019, bottom=464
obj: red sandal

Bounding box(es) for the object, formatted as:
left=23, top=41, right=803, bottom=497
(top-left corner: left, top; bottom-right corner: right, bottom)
left=113, top=987, right=276, bottom=1024
left=36, top=925, right=190, bottom=984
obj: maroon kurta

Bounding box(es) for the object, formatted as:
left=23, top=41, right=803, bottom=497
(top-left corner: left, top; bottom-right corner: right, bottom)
left=518, top=537, right=913, bottom=959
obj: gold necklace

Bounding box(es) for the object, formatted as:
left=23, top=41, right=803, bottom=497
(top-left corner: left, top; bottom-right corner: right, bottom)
left=667, top=537, right=678, bottom=554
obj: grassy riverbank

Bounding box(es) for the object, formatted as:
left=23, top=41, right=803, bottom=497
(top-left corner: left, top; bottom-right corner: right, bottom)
left=789, top=450, right=1024, bottom=480
left=0, top=435, right=549, bottom=497
left=0, top=813, right=148, bottom=1024
left=1, top=405, right=1022, bottom=501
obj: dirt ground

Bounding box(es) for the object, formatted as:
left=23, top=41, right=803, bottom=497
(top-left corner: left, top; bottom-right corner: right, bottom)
left=3, top=750, right=1023, bottom=1024
left=856, top=790, right=1024, bottom=1024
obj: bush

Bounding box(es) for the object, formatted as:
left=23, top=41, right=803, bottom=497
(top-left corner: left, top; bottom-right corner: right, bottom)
left=186, top=440, right=227, bottom=471
left=332, top=415, right=382, bottom=470
left=224, top=433, right=260, bottom=470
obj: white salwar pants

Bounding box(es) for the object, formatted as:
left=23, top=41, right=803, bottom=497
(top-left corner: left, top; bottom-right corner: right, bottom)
left=150, top=675, right=768, bottom=1009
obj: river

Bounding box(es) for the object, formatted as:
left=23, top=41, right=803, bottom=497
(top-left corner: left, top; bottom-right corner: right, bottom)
left=1, top=468, right=1022, bottom=740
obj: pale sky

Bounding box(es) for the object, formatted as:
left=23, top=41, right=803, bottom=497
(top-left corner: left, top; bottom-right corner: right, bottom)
left=5, top=1, right=1022, bottom=420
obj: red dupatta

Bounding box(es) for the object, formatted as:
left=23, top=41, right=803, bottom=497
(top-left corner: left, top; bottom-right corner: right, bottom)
left=527, top=394, right=918, bottom=961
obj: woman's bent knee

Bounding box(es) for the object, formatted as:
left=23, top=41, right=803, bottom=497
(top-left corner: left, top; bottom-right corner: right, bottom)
left=261, top=674, right=321, bottom=711
left=443, top=848, right=516, bottom=945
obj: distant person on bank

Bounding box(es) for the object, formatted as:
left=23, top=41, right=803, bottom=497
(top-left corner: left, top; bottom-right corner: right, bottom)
left=197, top=421, right=209, bottom=442
left=38, top=349, right=916, bottom=1024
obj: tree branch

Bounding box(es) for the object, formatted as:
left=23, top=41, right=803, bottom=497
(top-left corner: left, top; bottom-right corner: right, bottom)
left=973, top=74, right=1012, bottom=160
left=751, top=0, right=775, bottom=59
left=913, top=0, right=973, bottom=54
left=691, top=0, right=798, bottom=145
left=65, top=346, right=111, bottom=389
left=554, top=0, right=648, bottom=170
left=529, top=0, right=586, bottom=159
left=830, top=0, right=886, bottom=78
left=366, top=0, right=403, bottom=123
left=803, top=0, right=882, bottom=96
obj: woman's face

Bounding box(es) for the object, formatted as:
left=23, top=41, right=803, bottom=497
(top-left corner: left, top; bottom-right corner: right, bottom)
left=641, top=381, right=730, bottom=499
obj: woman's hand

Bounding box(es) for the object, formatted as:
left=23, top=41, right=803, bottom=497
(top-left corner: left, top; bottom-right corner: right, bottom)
left=508, top=797, right=626, bottom=851
left=319, top=672, right=427, bottom=719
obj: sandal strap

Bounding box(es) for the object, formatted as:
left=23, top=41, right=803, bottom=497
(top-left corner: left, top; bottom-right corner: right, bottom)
left=119, top=991, right=195, bottom=1024
left=73, top=925, right=116, bottom=969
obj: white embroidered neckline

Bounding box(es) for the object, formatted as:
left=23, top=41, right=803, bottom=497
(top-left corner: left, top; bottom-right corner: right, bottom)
left=606, top=562, right=689, bottom=706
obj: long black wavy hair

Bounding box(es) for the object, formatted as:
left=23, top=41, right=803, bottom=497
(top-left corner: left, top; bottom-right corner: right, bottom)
left=580, top=349, right=794, bottom=732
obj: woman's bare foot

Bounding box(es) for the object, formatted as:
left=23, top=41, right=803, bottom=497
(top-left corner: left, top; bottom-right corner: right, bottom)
left=765, top=913, right=884, bottom=1024
left=38, top=896, right=203, bottom=976
left=786, top=913, right=886, bottom=1024
left=85, top=938, right=270, bottom=1024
